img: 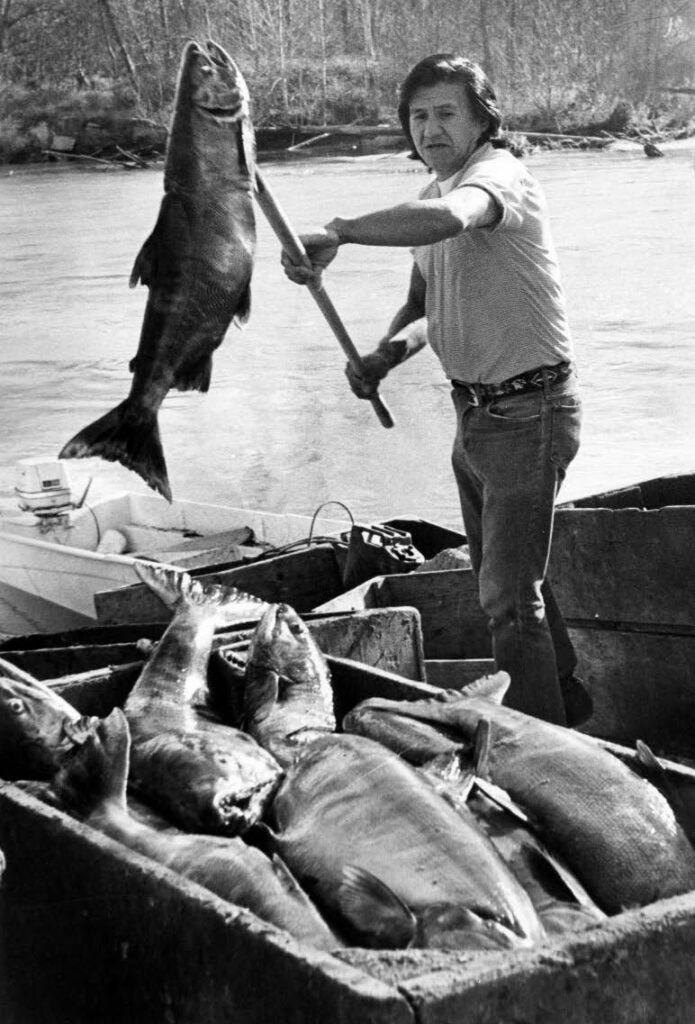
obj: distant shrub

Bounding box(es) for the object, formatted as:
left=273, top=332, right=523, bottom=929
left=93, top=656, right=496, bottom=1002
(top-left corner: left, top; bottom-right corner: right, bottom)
left=247, top=56, right=401, bottom=126
left=0, top=115, right=29, bottom=162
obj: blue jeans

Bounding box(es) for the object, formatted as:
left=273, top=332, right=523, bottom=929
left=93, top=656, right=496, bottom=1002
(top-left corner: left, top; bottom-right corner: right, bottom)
left=451, top=370, right=582, bottom=724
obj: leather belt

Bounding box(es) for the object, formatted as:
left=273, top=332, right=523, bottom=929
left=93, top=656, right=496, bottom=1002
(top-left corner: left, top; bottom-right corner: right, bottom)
left=451, top=361, right=572, bottom=406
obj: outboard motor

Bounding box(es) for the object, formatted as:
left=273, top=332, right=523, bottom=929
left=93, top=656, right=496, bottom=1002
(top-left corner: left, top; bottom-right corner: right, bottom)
left=15, top=458, right=74, bottom=516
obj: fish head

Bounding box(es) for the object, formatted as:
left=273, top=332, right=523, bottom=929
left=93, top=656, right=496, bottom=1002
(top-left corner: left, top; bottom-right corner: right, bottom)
left=0, top=676, right=81, bottom=781
left=246, top=603, right=330, bottom=695
left=244, top=603, right=335, bottom=746
left=53, top=708, right=130, bottom=817
left=179, top=40, right=251, bottom=125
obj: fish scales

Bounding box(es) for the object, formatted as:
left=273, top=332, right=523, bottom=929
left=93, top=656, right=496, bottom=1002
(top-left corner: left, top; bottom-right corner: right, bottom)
left=244, top=603, right=336, bottom=768
left=59, top=40, right=256, bottom=501
left=270, top=732, right=544, bottom=951
left=53, top=708, right=338, bottom=951
left=344, top=702, right=606, bottom=934
left=353, top=678, right=695, bottom=914
left=124, top=564, right=280, bottom=835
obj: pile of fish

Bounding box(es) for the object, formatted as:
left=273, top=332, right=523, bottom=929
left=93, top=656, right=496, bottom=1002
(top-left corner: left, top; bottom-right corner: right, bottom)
left=3, top=561, right=695, bottom=955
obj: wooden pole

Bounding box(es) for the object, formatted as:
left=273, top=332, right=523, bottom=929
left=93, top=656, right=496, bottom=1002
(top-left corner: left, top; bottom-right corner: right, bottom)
left=254, top=168, right=394, bottom=429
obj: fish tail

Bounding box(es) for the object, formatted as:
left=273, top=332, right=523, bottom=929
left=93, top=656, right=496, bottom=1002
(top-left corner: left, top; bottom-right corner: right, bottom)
left=59, top=399, right=172, bottom=502
left=135, top=562, right=193, bottom=609
left=135, top=561, right=267, bottom=624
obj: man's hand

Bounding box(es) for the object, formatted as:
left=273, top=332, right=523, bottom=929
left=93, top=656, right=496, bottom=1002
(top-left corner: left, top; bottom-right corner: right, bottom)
left=345, top=349, right=393, bottom=399
left=281, top=226, right=341, bottom=285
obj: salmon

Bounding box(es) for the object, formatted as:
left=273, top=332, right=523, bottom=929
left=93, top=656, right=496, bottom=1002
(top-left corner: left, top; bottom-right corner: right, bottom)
left=465, top=785, right=607, bottom=935
left=60, top=40, right=256, bottom=501
left=244, top=603, right=335, bottom=767
left=53, top=709, right=339, bottom=950
left=124, top=563, right=281, bottom=834
left=343, top=701, right=466, bottom=765
left=350, top=674, right=695, bottom=913
left=267, top=732, right=545, bottom=950
left=0, top=674, right=96, bottom=781
left=345, top=702, right=606, bottom=934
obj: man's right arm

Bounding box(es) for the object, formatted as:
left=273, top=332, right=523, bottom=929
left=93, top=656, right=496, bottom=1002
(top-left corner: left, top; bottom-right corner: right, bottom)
left=346, top=264, right=427, bottom=397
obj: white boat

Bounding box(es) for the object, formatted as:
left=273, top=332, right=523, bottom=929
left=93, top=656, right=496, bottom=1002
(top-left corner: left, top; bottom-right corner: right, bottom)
left=0, top=459, right=350, bottom=636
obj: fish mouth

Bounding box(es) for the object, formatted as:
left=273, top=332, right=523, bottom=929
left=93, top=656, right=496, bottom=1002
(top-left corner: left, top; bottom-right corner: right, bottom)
left=198, top=105, right=244, bottom=122
left=205, top=39, right=237, bottom=72
left=188, top=39, right=248, bottom=121
left=214, top=778, right=280, bottom=834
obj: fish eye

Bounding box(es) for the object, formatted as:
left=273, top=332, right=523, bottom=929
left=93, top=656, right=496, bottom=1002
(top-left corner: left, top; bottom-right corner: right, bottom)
left=200, top=64, right=213, bottom=75
left=7, top=697, right=26, bottom=715
left=289, top=621, right=303, bottom=636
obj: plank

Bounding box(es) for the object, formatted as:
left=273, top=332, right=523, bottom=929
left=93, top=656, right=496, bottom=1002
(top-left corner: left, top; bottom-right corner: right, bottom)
left=317, top=569, right=490, bottom=661
left=378, top=571, right=490, bottom=660
left=95, top=544, right=345, bottom=625
left=308, top=608, right=425, bottom=681
left=424, top=659, right=495, bottom=689
left=561, top=472, right=695, bottom=510
left=124, top=524, right=255, bottom=555
left=548, top=506, right=695, bottom=628
left=570, top=626, right=695, bottom=755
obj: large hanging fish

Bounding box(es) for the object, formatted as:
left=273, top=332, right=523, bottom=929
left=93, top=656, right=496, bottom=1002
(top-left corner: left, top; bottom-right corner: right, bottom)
left=60, top=40, right=256, bottom=501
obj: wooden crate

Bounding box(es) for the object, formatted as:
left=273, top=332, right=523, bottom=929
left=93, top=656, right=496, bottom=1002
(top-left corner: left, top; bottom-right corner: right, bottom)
left=0, top=608, right=426, bottom=686
left=3, top=662, right=695, bottom=1023
left=550, top=473, right=695, bottom=754
left=94, top=544, right=347, bottom=625
left=316, top=568, right=492, bottom=688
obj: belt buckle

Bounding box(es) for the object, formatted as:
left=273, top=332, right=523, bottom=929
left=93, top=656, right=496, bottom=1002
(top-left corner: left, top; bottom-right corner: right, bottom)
left=468, top=383, right=481, bottom=406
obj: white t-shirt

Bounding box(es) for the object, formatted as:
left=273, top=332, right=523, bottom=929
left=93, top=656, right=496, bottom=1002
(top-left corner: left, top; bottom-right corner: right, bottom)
left=412, top=143, right=574, bottom=383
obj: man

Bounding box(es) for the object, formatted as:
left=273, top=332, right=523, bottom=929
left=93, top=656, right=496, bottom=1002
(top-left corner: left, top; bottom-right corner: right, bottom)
left=282, top=54, right=590, bottom=727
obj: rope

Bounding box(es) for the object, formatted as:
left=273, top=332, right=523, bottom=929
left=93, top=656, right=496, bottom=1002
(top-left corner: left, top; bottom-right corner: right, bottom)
left=308, top=500, right=355, bottom=547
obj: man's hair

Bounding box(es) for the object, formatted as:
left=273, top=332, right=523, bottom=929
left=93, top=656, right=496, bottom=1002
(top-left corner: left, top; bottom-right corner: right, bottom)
left=398, top=54, right=503, bottom=161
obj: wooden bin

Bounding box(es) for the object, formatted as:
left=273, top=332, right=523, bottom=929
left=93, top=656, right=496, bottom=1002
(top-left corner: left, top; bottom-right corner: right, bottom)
left=3, top=660, right=695, bottom=1023
left=316, top=568, right=493, bottom=689
left=550, top=472, right=695, bottom=754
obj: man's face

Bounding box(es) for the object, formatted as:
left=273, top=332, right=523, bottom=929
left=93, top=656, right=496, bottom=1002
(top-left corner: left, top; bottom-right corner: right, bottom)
left=409, top=81, right=486, bottom=179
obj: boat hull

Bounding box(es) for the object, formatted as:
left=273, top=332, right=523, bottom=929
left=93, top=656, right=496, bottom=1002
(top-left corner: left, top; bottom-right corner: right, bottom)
left=0, top=492, right=350, bottom=636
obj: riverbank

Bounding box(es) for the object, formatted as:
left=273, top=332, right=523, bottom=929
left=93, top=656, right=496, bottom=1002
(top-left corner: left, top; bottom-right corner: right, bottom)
left=2, top=82, right=694, bottom=167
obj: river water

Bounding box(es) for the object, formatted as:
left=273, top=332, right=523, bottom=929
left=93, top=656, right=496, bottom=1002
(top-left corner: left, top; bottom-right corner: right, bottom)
left=1, top=144, right=694, bottom=530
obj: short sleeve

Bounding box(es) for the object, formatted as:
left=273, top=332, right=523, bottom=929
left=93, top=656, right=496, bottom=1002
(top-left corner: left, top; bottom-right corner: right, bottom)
left=453, top=152, right=529, bottom=231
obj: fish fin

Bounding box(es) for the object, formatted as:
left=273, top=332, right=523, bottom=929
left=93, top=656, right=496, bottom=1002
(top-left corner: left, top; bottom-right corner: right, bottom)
left=338, top=865, right=417, bottom=949
left=529, top=841, right=605, bottom=914
left=233, top=284, right=252, bottom=327
left=130, top=232, right=158, bottom=288
left=462, top=671, right=511, bottom=704
left=244, top=667, right=280, bottom=726
left=134, top=562, right=191, bottom=610
left=472, top=718, right=492, bottom=776
left=172, top=355, right=214, bottom=393
left=635, top=739, right=661, bottom=772
left=635, top=739, right=695, bottom=843
left=419, top=752, right=475, bottom=817
left=129, top=194, right=189, bottom=289
left=473, top=777, right=530, bottom=824
left=271, top=854, right=313, bottom=898
left=419, top=904, right=532, bottom=951
left=424, top=751, right=476, bottom=798
left=59, top=400, right=171, bottom=502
